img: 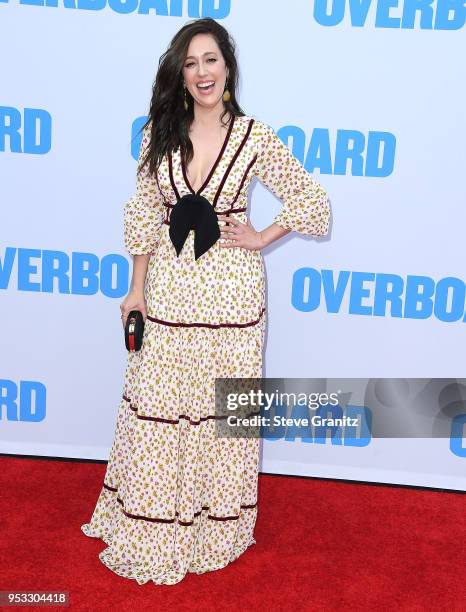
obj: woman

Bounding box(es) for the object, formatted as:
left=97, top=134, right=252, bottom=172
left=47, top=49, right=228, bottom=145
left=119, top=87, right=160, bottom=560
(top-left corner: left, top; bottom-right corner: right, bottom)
left=81, top=17, right=331, bottom=585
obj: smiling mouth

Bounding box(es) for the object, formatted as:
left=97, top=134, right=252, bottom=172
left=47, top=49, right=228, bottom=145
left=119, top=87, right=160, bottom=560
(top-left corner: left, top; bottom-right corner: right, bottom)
left=197, top=81, right=215, bottom=92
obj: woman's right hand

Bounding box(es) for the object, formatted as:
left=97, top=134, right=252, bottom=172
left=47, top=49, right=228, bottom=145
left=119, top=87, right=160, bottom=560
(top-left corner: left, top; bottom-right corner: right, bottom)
left=120, top=289, right=147, bottom=329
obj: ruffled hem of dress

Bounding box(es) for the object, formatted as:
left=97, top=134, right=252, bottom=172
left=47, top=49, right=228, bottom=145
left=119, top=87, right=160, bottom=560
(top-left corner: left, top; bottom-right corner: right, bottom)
left=81, top=522, right=113, bottom=546
left=80, top=522, right=256, bottom=586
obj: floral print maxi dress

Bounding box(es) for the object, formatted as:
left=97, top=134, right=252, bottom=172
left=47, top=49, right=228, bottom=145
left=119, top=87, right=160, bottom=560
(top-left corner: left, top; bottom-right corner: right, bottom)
left=81, top=113, right=331, bottom=585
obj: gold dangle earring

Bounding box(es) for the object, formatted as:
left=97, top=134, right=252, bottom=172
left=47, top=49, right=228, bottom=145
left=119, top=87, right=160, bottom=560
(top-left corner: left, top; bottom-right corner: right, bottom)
left=222, top=77, right=231, bottom=103
left=183, top=84, right=189, bottom=111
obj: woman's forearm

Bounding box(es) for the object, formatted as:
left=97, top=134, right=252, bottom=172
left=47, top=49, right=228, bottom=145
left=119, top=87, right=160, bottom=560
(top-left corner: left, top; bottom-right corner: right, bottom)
left=259, top=223, right=291, bottom=248
left=130, top=254, right=151, bottom=293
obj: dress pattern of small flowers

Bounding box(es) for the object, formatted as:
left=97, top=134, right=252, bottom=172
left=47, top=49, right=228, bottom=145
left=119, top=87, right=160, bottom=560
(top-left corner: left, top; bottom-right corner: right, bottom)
left=81, top=114, right=331, bottom=585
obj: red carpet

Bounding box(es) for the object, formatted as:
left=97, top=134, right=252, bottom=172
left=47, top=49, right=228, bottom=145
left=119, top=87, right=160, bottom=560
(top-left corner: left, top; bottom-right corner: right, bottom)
left=1, top=456, right=464, bottom=611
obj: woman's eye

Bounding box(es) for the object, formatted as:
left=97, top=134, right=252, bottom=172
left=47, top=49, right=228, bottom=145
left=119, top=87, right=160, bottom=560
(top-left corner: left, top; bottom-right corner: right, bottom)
left=185, top=58, right=217, bottom=68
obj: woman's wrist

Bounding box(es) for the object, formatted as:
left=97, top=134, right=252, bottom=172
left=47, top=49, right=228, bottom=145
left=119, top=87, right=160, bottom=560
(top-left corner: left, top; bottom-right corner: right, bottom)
left=258, top=231, right=267, bottom=249
left=259, top=223, right=291, bottom=248
left=129, top=283, right=145, bottom=295
left=130, top=254, right=150, bottom=294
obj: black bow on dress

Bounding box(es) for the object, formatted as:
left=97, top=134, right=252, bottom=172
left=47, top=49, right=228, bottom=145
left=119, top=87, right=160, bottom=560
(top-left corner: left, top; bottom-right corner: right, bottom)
left=168, top=193, right=221, bottom=260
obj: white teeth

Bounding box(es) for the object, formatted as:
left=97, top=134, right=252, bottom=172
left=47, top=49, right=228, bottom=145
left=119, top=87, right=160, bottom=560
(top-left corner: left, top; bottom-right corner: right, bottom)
left=198, top=81, right=214, bottom=89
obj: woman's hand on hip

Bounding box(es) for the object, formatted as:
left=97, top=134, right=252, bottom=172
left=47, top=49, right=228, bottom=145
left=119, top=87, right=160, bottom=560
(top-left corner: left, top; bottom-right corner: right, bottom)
left=218, top=218, right=265, bottom=251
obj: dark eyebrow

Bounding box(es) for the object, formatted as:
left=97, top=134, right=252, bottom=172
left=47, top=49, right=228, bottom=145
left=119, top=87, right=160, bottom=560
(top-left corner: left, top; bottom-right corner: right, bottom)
left=184, top=52, right=217, bottom=60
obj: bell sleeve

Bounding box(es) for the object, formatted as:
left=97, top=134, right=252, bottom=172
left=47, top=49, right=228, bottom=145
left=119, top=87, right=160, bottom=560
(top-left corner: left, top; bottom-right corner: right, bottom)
left=123, top=124, right=165, bottom=255
left=254, top=121, right=331, bottom=236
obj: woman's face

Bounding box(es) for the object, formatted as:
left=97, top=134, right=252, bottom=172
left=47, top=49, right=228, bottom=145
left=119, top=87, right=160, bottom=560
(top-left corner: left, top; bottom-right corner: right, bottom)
left=182, top=33, right=229, bottom=111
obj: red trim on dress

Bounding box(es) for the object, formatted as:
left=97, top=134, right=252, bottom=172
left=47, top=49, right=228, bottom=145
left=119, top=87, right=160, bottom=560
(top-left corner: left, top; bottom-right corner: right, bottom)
left=229, top=153, right=258, bottom=209
left=162, top=201, right=247, bottom=225
left=167, top=150, right=180, bottom=200
left=122, top=395, right=260, bottom=426
left=213, top=118, right=255, bottom=208
left=146, top=307, right=265, bottom=328
left=101, top=483, right=258, bottom=525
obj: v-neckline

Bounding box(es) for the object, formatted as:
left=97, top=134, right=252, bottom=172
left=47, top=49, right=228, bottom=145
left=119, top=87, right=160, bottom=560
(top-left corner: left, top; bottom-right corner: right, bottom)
left=181, top=114, right=235, bottom=196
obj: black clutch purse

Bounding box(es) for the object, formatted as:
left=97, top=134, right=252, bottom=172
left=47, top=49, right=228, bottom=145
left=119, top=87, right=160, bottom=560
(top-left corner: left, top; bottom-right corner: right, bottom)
left=124, top=310, right=145, bottom=352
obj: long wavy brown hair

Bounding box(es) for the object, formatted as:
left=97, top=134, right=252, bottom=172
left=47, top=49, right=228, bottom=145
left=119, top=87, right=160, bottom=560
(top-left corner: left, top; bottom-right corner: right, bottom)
left=137, top=17, right=246, bottom=178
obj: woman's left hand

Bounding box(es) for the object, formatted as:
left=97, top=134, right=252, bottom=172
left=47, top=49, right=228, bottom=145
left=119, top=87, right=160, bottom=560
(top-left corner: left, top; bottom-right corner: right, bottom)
left=218, top=217, right=265, bottom=251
